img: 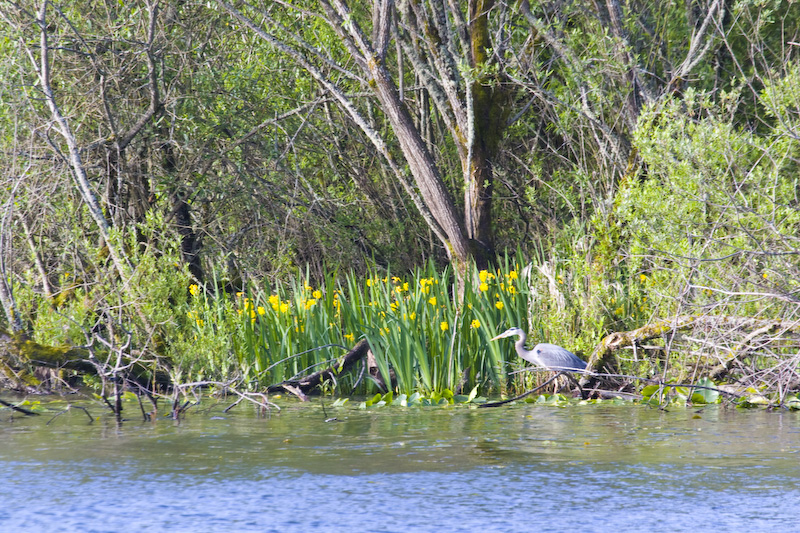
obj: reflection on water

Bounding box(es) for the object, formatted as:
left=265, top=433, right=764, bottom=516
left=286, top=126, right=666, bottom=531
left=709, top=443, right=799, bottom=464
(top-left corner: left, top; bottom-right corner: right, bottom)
left=1, top=398, right=799, bottom=532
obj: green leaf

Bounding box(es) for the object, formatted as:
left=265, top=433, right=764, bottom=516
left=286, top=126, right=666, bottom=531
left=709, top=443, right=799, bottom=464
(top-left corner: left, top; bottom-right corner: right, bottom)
left=784, top=395, right=800, bottom=410
left=467, top=385, right=478, bottom=403
left=692, top=377, right=720, bottom=404
left=641, top=384, right=661, bottom=399
left=364, top=393, right=382, bottom=407
left=643, top=394, right=662, bottom=406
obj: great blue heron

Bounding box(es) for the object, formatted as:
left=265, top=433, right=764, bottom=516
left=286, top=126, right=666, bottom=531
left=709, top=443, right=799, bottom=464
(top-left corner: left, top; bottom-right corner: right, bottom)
left=490, top=327, right=587, bottom=372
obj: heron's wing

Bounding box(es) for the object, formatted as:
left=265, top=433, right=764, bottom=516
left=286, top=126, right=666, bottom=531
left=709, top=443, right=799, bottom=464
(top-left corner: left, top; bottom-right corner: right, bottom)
left=534, top=343, right=587, bottom=371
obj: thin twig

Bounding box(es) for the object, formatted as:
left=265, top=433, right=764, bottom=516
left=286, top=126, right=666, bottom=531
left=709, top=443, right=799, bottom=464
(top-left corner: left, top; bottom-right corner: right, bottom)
left=46, top=404, right=94, bottom=425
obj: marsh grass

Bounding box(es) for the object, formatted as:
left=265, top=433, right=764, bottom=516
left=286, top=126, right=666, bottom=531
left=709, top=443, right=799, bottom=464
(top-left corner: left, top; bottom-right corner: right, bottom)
left=242, top=261, right=529, bottom=396
left=16, top=238, right=655, bottom=399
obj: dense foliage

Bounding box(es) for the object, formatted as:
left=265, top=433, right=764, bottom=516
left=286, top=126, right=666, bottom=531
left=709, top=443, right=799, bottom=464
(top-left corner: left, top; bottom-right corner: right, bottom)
left=1, top=1, right=798, bottom=404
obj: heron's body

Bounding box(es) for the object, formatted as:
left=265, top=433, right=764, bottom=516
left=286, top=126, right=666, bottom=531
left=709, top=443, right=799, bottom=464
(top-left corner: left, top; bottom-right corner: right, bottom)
left=491, top=327, right=586, bottom=372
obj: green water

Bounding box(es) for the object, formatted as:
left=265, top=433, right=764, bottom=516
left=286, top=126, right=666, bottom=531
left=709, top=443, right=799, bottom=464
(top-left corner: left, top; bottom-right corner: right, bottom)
left=1, top=396, right=799, bottom=532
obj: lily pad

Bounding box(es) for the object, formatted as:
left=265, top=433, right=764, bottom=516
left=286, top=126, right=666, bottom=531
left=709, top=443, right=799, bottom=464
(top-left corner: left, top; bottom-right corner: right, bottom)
left=641, top=384, right=661, bottom=399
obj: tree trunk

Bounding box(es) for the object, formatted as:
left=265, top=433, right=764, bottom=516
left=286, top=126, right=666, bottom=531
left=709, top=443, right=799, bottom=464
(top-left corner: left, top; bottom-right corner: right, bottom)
left=464, top=0, right=508, bottom=267
left=32, top=1, right=130, bottom=280
left=0, top=276, right=22, bottom=334
left=366, top=56, right=472, bottom=268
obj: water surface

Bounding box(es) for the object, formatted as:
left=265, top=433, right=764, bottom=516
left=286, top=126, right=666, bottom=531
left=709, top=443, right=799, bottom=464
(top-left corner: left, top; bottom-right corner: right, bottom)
left=1, top=397, right=798, bottom=532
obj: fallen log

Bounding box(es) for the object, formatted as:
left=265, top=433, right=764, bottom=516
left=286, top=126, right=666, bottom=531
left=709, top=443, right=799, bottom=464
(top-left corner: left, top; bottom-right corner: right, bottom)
left=0, top=330, right=94, bottom=390
left=267, top=339, right=372, bottom=400
left=0, top=329, right=171, bottom=392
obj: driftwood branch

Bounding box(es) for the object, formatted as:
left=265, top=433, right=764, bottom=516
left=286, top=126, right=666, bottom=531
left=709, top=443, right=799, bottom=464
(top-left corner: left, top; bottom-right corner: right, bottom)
left=479, top=371, right=569, bottom=408
left=267, top=339, right=370, bottom=400
left=583, top=315, right=800, bottom=374
left=46, top=404, right=94, bottom=425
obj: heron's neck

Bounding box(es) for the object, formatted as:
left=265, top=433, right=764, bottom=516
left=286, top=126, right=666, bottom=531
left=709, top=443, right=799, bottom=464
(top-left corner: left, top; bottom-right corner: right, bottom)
left=515, top=336, right=527, bottom=352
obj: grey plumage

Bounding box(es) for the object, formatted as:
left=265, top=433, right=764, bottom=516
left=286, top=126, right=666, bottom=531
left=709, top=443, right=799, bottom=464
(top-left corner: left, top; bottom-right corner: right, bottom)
left=490, top=327, right=586, bottom=372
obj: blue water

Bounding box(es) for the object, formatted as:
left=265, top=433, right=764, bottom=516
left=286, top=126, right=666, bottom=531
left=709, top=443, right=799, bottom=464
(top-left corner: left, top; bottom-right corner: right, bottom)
left=1, top=399, right=798, bottom=532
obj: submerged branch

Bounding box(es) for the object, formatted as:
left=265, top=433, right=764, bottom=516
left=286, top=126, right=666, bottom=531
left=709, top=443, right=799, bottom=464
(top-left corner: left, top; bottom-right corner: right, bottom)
left=479, top=372, right=568, bottom=408
left=0, top=398, right=40, bottom=416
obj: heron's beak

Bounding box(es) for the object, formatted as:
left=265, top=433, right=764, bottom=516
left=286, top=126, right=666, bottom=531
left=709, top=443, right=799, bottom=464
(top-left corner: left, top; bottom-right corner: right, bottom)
left=490, top=328, right=518, bottom=341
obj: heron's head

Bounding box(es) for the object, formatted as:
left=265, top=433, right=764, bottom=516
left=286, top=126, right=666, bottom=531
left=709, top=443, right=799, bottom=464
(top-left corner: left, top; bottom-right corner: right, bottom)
left=489, top=327, right=524, bottom=341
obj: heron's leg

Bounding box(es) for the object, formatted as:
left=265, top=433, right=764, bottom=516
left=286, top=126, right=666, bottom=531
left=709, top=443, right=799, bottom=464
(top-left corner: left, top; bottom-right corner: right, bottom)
left=562, top=372, right=586, bottom=399
left=553, top=371, right=584, bottom=397
left=553, top=372, right=572, bottom=394
left=552, top=372, right=563, bottom=394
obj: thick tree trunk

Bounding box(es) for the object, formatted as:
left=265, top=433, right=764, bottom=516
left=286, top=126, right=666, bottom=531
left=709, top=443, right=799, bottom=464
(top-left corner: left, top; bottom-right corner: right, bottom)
left=464, top=0, right=507, bottom=267
left=221, top=0, right=511, bottom=274
left=174, top=192, right=204, bottom=283
left=366, top=60, right=472, bottom=267
left=324, top=0, right=476, bottom=271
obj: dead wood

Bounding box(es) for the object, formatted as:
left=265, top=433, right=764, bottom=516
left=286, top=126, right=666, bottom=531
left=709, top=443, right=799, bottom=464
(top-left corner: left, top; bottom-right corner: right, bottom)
left=267, top=339, right=371, bottom=400
left=0, top=398, right=41, bottom=416
left=0, top=330, right=94, bottom=391
left=0, top=329, right=171, bottom=393
left=580, top=315, right=800, bottom=395
left=479, top=371, right=577, bottom=408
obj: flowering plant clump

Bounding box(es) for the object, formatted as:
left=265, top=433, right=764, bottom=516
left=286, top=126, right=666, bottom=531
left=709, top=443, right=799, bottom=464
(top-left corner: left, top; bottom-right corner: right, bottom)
left=180, top=261, right=528, bottom=397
